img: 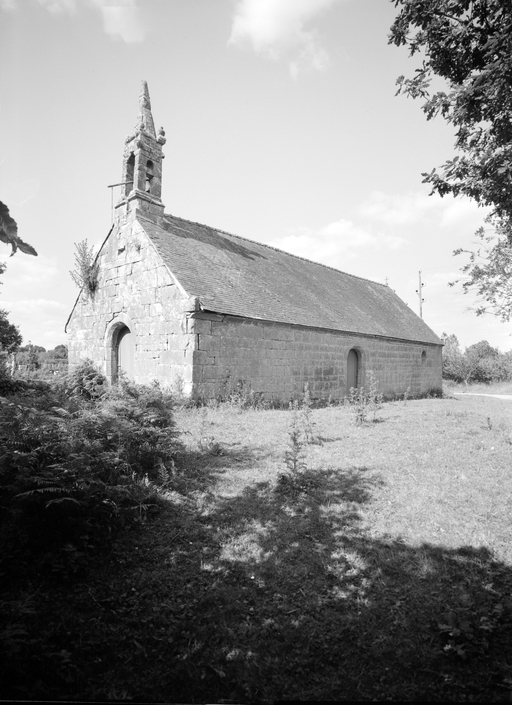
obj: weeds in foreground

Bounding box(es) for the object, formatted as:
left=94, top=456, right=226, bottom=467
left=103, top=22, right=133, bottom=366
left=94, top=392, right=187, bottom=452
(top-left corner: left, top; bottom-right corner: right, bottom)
left=197, top=407, right=223, bottom=455
left=284, top=401, right=307, bottom=474
left=437, top=603, right=506, bottom=661
left=348, top=371, right=384, bottom=425
left=277, top=387, right=321, bottom=496
left=300, top=382, right=315, bottom=443
left=222, top=378, right=267, bottom=412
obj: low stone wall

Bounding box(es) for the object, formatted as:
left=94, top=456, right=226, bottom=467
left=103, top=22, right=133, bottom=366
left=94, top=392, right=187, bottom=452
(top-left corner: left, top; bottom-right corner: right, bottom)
left=191, top=313, right=442, bottom=402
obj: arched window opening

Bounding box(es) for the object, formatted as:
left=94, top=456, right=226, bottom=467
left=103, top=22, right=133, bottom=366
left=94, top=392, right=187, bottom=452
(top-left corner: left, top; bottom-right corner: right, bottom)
left=116, top=326, right=135, bottom=380
left=347, top=348, right=359, bottom=395
left=125, top=153, right=135, bottom=196
left=421, top=350, right=427, bottom=366
left=145, top=159, right=154, bottom=193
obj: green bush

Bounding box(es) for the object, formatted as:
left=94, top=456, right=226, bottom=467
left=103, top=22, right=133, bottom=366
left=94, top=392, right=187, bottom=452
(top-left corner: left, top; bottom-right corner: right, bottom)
left=0, top=365, right=180, bottom=578
left=442, top=334, right=512, bottom=385
left=64, top=358, right=108, bottom=400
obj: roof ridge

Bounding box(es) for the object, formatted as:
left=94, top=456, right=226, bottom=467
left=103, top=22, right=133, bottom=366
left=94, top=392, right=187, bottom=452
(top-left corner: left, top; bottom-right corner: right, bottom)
left=162, top=212, right=389, bottom=290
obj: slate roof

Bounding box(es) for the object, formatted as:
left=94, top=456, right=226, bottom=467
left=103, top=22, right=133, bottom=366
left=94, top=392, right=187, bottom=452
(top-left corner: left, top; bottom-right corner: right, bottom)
left=140, top=213, right=441, bottom=345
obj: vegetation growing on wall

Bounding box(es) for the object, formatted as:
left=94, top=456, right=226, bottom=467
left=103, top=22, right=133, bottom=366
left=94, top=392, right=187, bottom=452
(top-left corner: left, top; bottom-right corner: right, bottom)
left=70, top=239, right=100, bottom=300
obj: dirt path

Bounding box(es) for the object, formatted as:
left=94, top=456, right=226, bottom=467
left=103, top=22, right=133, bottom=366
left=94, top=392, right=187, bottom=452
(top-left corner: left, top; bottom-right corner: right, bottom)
left=453, top=392, right=512, bottom=400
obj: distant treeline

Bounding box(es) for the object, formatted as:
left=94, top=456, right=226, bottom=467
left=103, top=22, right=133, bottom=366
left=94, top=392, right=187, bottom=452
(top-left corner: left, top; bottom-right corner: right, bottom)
left=442, top=334, right=512, bottom=385
left=13, top=343, right=68, bottom=376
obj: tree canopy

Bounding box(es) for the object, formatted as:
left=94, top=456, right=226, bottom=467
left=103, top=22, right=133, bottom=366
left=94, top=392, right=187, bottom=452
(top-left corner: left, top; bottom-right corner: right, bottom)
left=0, top=309, right=22, bottom=353
left=389, top=0, right=512, bottom=318
left=441, top=332, right=510, bottom=383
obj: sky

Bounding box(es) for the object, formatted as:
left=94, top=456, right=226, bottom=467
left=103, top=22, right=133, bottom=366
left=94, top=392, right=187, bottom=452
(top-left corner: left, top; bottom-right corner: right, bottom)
left=0, top=0, right=510, bottom=352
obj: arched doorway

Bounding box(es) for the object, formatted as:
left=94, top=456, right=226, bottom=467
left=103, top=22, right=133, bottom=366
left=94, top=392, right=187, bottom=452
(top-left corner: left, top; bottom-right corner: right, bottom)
left=347, top=348, right=359, bottom=394
left=116, top=326, right=134, bottom=379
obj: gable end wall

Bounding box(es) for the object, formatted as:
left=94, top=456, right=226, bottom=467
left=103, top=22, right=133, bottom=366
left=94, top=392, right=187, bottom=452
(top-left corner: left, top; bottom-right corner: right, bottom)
left=66, top=219, right=195, bottom=391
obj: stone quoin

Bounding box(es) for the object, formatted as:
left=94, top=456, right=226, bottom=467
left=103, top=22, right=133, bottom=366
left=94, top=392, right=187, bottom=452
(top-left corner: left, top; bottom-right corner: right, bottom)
left=65, top=82, right=443, bottom=401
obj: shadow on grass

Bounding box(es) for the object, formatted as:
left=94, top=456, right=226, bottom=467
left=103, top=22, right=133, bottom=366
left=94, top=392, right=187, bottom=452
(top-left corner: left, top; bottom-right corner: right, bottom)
left=4, top=457, right=512, bottom=703
left=180, top=443, right=280, bottom=472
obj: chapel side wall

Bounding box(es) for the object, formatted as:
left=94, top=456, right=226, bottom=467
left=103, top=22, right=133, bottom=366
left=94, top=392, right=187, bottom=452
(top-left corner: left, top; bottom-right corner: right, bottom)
left=66, top=219, right=194, bottom=392
left=191, top=314, right=442, bottom=401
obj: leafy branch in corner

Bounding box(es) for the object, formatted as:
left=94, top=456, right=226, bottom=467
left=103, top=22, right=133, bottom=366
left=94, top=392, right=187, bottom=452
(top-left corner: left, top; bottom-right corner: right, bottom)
left=389, top=1, right=512, bottom=317
left=450, top=217, right=512, bottom=321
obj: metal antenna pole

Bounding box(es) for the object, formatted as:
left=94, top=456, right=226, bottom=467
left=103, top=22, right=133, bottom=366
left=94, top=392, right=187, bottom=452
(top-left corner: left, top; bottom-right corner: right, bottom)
left=416, top=270, right=425, bottom=319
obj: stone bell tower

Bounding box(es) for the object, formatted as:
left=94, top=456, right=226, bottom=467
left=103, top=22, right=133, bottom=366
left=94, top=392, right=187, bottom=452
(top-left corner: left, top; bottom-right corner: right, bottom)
left=116, top=80, right=166, bottom=223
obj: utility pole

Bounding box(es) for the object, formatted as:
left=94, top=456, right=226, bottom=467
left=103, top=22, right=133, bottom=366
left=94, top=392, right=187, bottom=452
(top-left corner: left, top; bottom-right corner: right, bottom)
left=416, top=270, right=425, bottom=319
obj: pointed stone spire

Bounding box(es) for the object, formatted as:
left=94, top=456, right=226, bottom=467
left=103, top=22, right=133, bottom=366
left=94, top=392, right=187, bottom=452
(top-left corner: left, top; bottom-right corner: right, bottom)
left=116, top=81, right=166, bottom=224
left=135, top=80, right=156, bottom=138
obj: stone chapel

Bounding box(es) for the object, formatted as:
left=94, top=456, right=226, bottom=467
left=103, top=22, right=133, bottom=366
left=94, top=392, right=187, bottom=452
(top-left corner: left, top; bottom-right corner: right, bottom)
left=66, top=82, right=443, bottom=401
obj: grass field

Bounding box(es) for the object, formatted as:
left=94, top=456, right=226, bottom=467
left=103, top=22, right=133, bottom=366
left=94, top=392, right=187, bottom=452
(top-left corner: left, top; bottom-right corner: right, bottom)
left=3, top=393, right=512, bottom=701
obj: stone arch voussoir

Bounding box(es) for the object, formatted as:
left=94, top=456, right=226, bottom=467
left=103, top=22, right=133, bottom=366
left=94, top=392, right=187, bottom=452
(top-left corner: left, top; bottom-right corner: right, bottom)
left=105, top=313, right=137, bottom=384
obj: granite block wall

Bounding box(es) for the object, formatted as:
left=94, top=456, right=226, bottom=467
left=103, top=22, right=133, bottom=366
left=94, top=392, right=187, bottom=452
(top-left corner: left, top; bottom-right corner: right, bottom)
left=67, top=219, right=442, bottom=401
left=66, top=217, right=194, bottom=393
left=190, top=313, right=442, bottom=401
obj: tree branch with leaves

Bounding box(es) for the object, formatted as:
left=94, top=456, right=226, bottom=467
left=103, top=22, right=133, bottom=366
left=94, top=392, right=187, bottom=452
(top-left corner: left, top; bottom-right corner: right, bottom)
left=389, top=0, right=512, bottom=316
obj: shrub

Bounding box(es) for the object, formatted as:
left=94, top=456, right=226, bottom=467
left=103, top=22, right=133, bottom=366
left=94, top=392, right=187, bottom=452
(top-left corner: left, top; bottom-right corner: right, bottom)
left=348, top=371, right=383, bottom=425
left=284, top=401, right=307, bottom=474
left=300, top=383, right=315, bottom=443
left=65, top=359, right=108, bottom=401
left=442, top=334, right=512, bottom=385
left=0, top=375, right=180, bottom=578
left=220, top=377, right=267, bottom=411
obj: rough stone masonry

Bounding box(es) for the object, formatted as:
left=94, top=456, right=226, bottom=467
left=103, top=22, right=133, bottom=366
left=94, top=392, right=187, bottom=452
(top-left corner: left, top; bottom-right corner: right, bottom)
left=66, top=81, right=443, bottom=401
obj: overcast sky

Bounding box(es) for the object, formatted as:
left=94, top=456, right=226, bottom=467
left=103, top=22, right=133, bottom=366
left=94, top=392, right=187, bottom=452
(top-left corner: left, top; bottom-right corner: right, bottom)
left=1, top=0, right=509, bottom=352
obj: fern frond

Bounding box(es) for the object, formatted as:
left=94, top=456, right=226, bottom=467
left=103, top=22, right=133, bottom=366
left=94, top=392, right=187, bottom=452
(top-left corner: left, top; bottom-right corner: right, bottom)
left=15, top=486, right=64, bottom=498
left=45, top=497, right=82, bottom=508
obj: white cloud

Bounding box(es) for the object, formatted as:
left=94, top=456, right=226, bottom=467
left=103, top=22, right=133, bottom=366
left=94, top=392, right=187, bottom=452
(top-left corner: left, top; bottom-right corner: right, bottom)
left=358, top=190, right=440, bottom=226
left=2, top=298, right=67, bottom=315
left=359, top=190, right=489, bottom=232
left=91, top=0, right=146, bottom=43
left=1, top=299, right=68, bottom=348
left=269, top=217, right=405, bottom=270
left=228, top=0, right=340, bottom=78
left=3, top=0, right=146, bottom=43
left=0, top=253, right=59, bottom=285
left=439, top=198, right=488, bottom=228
